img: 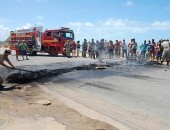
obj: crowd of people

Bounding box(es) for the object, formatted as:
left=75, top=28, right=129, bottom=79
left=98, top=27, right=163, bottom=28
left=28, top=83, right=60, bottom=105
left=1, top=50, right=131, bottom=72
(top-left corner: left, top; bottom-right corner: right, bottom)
left=66, top=38, right=170, bottom=65
left=0, top=38, right=170, bottom=69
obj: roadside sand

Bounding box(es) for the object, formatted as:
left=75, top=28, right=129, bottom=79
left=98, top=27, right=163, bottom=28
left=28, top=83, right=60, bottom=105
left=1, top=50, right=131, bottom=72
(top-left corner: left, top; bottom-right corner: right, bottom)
left=0, top=83, right=118, bottom=130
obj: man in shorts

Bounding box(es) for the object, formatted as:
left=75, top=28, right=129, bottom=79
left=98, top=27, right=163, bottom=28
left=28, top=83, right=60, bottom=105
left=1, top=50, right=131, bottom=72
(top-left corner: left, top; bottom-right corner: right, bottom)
left=20, top=40, right=29, bottom=60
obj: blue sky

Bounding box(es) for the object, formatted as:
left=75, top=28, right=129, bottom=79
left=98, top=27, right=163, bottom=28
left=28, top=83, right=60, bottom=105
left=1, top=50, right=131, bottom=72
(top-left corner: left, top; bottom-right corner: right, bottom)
left=0, top=0, right=170, bottom=44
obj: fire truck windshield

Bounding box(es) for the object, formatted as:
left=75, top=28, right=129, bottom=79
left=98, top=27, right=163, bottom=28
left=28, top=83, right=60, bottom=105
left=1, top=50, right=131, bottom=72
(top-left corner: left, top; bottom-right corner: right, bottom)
left=61, top=32, right=74, bottom=39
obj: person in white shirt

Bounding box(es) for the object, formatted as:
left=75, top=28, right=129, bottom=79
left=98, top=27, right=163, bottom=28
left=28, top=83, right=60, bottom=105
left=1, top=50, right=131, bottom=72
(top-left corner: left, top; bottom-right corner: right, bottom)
left=121, top=39, right=128, bottom=59
left=161, top=39, right=170, bottom=65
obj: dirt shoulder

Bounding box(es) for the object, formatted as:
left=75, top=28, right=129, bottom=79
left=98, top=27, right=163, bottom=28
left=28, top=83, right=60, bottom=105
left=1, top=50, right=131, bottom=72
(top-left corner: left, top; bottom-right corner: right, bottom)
left=0, top=83, right=118, bottom=130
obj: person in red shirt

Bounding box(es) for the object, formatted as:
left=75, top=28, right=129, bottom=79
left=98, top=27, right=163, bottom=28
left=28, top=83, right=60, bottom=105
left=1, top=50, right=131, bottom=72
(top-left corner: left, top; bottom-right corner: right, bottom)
left=115, top=40, right=121, bottom=58
left=14, top=40, right=20, bottom=61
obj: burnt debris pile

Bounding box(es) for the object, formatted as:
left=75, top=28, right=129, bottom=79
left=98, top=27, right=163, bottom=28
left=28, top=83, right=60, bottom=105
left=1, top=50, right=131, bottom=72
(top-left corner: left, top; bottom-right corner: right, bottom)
left=6, top=60, right=160, bottom=84
left=6, top=64, right=110, bottom=84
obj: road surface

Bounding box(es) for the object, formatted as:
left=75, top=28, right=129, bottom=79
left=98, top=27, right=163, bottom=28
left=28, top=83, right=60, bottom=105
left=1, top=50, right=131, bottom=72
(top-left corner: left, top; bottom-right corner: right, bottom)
left=39, top=64, right=170, bottom=130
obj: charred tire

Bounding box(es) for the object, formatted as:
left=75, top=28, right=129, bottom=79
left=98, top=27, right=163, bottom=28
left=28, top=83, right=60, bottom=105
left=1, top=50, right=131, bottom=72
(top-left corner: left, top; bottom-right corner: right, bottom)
left=49, top=47, right=58, bottom=56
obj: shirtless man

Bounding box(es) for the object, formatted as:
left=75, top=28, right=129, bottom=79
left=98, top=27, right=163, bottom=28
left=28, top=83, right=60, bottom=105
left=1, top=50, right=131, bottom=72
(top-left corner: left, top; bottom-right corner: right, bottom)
left=0, top=50, right=15, bottom=68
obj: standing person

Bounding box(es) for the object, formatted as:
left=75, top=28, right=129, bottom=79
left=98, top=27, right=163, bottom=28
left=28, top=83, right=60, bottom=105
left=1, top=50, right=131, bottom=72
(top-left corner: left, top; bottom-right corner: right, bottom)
left=14, top=40, right=20, bottom=61
left=161, top=39, right=170, bottom=65
left=121, top=39, right=128, bottom=59
left=140, top=40, right=147, bottom=59
left=108, top=40, right=114, bottom=59
left=97, top=39, right=105, bottom=62
left=90, top=39, right=96, bottom=59
left=20, top=40, right=29, bottom=60
left=0, top=50, right=15, bottom=68
left=146, top=40, right=151, bottom=59
left=132, top=38, right=138, bottom=59
left=71, top=40, right=77, bottom=57
left=128, top=39, right=133, bottom=58
left=64, top=40, right=71, bottom=57
left=76, top=41, right=81, bottom=57
left=150, top=39, right=156, bottom=61
left=104, top=40, right=109, bottom=59
left=87, top=41, right=91, bottom=58
left=115, top=40, right=121, bottom=58
left=96, top=40, right=99, bottom=58
left=82, top=39, right=88, bottom=58
left=156, top=40, right=163, bottom=62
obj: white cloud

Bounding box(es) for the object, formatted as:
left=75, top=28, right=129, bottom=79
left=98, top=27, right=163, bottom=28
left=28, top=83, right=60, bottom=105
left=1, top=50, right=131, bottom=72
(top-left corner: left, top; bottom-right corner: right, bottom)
left=68, top=22, right=82, bottom=27
left=102, top=18, right=148, bottom=33
left=16, top=23, right=32, bottom=30
left=0, top=24, right=10, bottom=41
left=67, top=18, right=170, bottom=42
left=36, top=22, right=44, bottom=26
left=125, top=0, right=133, bottom=6
left=84, top=22, right=94, bottom=27
left=104, top=18, right=126, bottom=27
left=151, top=21, right=170, bottom=30
left=68, top=22, right=93, bottom=27
left=37, top=15, right=44, bottom=20
left=151, top=21, right=170, bottom=27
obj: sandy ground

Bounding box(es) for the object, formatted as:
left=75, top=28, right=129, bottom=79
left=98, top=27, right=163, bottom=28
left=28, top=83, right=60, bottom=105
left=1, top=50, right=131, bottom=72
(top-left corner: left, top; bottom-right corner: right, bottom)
left=0, top=54, right=118, bottom=130
left=0, top=83, right=118, bottom=130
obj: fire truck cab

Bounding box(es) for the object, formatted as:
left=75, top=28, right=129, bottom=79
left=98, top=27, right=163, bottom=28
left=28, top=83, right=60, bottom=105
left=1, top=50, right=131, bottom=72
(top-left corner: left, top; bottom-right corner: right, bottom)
left=10, top=27, right=74, bottom=56
left=42, top=27, right=74, bottom=56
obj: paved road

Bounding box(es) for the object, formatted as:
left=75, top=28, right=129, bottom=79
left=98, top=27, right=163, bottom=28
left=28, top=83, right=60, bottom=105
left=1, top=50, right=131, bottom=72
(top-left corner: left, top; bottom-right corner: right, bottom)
left=40, top=65, right=170, bottom=130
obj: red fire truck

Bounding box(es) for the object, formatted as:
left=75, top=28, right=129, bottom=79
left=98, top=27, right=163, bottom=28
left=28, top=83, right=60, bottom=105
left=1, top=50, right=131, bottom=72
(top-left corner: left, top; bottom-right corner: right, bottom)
left=10, top=26, right=74, bottom=56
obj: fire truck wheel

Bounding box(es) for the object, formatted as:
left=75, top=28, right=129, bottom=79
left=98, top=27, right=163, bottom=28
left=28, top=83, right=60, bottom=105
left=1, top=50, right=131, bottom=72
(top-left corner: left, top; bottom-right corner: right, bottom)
left=49, top=47, right=58, bottom=56
left=31, top=51, right=37, bottom=56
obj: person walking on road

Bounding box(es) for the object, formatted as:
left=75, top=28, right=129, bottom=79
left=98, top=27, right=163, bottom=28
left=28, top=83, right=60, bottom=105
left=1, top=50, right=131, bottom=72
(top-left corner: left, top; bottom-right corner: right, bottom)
left=20, top=40, right=29, bottom=60
left=0, top=50, right=15, bottom=68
